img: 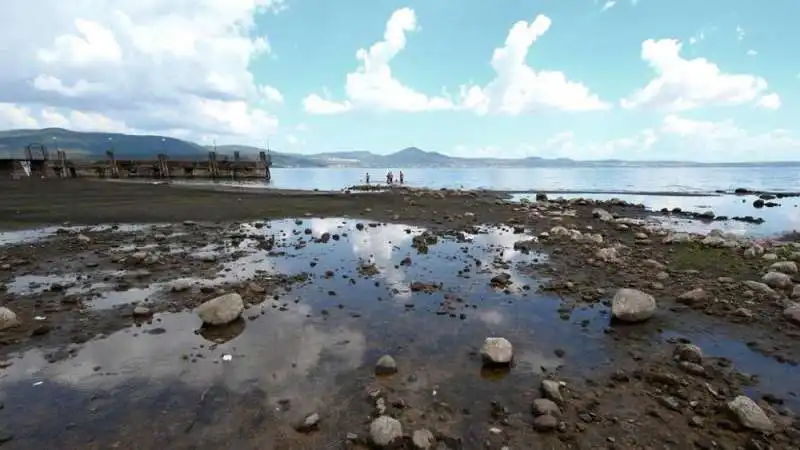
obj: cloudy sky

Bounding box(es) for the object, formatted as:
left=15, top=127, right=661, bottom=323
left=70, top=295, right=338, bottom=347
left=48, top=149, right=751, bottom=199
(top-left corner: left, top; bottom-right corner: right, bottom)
left=0, top=0, right=797, bottom=161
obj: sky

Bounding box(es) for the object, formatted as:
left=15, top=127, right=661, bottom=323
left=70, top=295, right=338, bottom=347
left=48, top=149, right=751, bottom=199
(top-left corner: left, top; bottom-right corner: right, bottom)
left=0, top=0, right=798, bottom=162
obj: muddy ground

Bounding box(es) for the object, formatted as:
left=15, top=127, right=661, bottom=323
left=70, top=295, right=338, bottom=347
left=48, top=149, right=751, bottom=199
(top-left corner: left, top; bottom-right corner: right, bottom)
left=0, top=178, right=799, bottom=449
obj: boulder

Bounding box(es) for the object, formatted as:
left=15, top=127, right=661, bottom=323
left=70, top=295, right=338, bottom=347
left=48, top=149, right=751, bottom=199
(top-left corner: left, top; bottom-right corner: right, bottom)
left=611, top=288, right=656, bottom=323
left=727, top=396, right=773, bottom=432
left=375, top=354, right=398, bottom=375
left=0, top=307, right=19, bottom=331
left=480, top=337, right=513, bottom=365
left=196, top=293, right=244, bottom=326
left=769, top=261, right=798, bottom=274
left=370, top=416, right=403, bottom=447
left=762, top=271, right=792, bottom=289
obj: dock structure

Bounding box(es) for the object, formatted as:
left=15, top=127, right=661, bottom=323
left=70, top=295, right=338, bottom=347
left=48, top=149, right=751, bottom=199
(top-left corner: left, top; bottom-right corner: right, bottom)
left=0, top=146, right=274, bottom=180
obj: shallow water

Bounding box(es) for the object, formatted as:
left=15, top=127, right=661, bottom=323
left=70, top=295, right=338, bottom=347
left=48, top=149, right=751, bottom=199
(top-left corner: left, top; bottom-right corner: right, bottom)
left=512, top=192, right=800, bottom=237
left=0, top=219, right=796, bottom=447
left=0, top=224, right=155, bottom=247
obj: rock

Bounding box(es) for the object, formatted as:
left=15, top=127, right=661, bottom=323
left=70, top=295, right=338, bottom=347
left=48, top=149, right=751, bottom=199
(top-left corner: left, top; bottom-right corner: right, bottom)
left=727, top=396, right=774, bottom=432
left=77, top=234, right=92, bottom=244
left=295, top=412, right=320, bottom=433
left=596, top=247, right=618, bottom=262
left=792, top=285, right=800, bottom=299
left=611, top=288, right=656, bottom=323
left=370, top=416, right=403, bottom=447
left=170, top=279, right=193, bottom=292
left=375, top=355, right=398, bottom=375
left=480, top=337, right=513, bottom=365
left=592, top=208, right=614, bottom=222
left=762, top=271, right=793, bottom=289
left=532, top=398, right=561, bottom=417
left=533, top=414, right=558, bottom=431
left=196, top=293, right=244, bottom=326
left=678, top=288, right=707, bottom=304
left=663, top=232, right=692, bottom=244
left=541, top=380, right=563, bottom=403
left=784, top=303, right=800, bottom=325
left=763, top=253, right=779, bottom=261
left=674, top=343, right=703, bottom=363
left=769, top=261, right=798, bottom=274
left=412, top=429, right=435, bottom=449
left=744, top=281, right=776, bottom=296
left=701, top=236, right=726, bottom=247
left=133, top=306, right=152, bottom=317
left=0, top=307, right=19, bottom=331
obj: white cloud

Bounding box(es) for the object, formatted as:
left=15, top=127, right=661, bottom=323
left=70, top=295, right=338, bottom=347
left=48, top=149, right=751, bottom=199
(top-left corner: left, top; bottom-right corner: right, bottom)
left=302, top=8, right=454, bottom=115
left=0, top=0, right=283, bottom=142
left=746, top=49, right=758, bottom=56
left=463, top=116, right=800, bottom=162
left=622, top=39, right=780, bottom=111
left=736, top=25, right=745, bottom=41
left=304, top=11, right=607, bottom=115
left=457, top=15, right=609, bottom=114
left=602, top=1, right=617, bottom=12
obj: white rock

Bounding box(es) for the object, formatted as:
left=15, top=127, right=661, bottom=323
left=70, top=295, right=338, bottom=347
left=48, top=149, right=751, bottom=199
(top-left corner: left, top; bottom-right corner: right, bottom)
left=133, top=306, right=152, bottom=317
left=375, top=354, right=397, bottom=375
left=170, top=279, right=193, bottom=292
left=701, top=236, right=726, bottom=247
left=595, top=247, right=618, bottom=262
left=762, top=253, right=779, bottom=261
left=678, top=288, right=707, bottom=303
left=744, top=245, right=764, bottom=258
left=412, top=429, right=435, bottom=449
left=727, top=396, right=773, bottom=432
left=77, top=234, right=92, bottom=244
left=611, top=288, right=656, bottom=323
left=480, top=337, right=513, bottom=364
left=592, top=208, right=614, bottom=222
left=0, top=307, right=19, bottom=331
left=370, top=416, right=403, bottom=447
left=663, top=233, right=692, bottom=244
left=196, top=293, right=244, bottom=326
left=769, top=261, right=798, bottom=274
left=743, top=280, right=776, bottom=296
left=762, top=271, right=792, bottom=289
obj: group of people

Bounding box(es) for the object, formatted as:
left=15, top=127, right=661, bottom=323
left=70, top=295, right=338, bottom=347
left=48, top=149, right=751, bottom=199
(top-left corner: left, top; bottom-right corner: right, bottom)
left=365, top=170, right=404, bottom=185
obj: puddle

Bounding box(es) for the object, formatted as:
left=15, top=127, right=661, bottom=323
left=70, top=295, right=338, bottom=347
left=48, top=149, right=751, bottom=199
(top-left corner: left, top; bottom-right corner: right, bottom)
left=511, top=192, right=800, bottom=237
left=0, top=218, right=796, bottom=447
left=0, top=224, right=156, bottom=247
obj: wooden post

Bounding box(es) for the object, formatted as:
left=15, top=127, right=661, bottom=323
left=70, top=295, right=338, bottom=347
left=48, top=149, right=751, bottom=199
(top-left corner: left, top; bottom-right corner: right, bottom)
left=157, top=153, right=170, bottom=178
left=107, top=150, right=120, bottom=178
left=208, top=151, right=220, bottom=178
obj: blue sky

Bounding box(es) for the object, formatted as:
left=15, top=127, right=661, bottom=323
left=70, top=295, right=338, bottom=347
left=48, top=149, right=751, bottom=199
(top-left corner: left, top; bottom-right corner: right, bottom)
left=0, top=0, right=798, bottom=161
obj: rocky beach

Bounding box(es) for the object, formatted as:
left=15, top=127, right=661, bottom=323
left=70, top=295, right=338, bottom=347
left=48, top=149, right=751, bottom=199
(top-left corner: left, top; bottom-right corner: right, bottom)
left=0, top=178, right=798, bottom=449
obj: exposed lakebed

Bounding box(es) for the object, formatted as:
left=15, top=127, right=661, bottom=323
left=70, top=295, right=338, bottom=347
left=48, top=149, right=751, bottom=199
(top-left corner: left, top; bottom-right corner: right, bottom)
left=0, top=215, right=798, bottom=449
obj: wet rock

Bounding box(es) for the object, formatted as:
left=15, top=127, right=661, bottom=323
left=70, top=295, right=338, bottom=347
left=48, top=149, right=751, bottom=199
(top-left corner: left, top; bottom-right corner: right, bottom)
left=541, top=380, right=563, bottom=403
left=769, top=261, right=798, bottom=274
left=762, top=271, right=792, bottom=289
left=170, top=279, right=193, bottom=292
left=701, top=236, right=726, bottom=247
left=611, top=288, right=656, bottom=323
left=133, top=306, right=152, bottom=317
left=674, top=343, right=703, bottom=363
left=77, top=234, right=92, bottom=244
left=480, top=337, right=513, bottom=365
left=375, top=354, right=398, bottom=375
left=196, top=293, right=244, bottom=326
left=490, top=273, right=512, bottom=287
left=784, top=303, right=800, bottom=325
left=370, top=416, right=403, bottom=447
left=0, top=307, right=19, bottom=331
left=677, top=288, right=707, bottom=304
left=532, top=414, right=558, bottom=431
left=412, top=429, right=435, bottom=449
left=728, top=396, right=774, bottom=432
left=532, top=398, right=561, bottom=417
left=536, top=192, right=548, bottom=201
left=679, top=361, right=706, bottom=376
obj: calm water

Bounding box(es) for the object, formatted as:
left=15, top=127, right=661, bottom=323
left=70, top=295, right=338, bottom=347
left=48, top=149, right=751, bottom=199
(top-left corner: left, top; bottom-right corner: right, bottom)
left=212, top=166, right=800, bottom=193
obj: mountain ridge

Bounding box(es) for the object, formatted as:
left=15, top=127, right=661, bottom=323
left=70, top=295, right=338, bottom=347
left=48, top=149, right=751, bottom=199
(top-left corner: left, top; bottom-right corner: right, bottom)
left=0, top=128, right=798, bottom=168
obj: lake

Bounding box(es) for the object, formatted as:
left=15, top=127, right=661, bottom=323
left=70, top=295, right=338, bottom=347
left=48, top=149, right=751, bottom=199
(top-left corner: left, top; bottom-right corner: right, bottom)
left=245, top=166, right=799, bottom=193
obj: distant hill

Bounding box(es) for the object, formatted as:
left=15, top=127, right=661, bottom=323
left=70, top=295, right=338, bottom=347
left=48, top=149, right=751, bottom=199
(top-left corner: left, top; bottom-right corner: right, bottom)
left=0, top=128, right=204, bottom=160
left=1, top=128, right=799, bottom=168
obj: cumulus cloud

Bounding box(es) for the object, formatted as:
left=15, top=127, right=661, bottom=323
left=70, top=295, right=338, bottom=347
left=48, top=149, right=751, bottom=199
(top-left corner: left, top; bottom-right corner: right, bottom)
left=303, top=8, right=454, bottom=115
left=622, top=39, right=779, bottom=111
left=0, top=0, right=284, bottom=142
left=304, top=10, right=607, bottom=115
left=602, top=1, right=617, bottom=12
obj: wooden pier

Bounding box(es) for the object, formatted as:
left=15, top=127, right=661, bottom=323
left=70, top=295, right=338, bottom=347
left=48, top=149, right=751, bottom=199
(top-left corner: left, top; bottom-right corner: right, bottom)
left=0, top=147, right=272, bottom=181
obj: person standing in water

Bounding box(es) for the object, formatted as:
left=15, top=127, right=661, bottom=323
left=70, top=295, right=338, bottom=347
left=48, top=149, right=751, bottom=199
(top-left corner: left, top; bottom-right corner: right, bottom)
left=399, top=170, right=404, bottom=185
left=365, top=172, right=370, bottom=184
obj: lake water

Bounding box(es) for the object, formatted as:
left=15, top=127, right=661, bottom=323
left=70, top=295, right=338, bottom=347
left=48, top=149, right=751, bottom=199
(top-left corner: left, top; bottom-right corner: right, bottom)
left=227, top=166, right=800, bottom=193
